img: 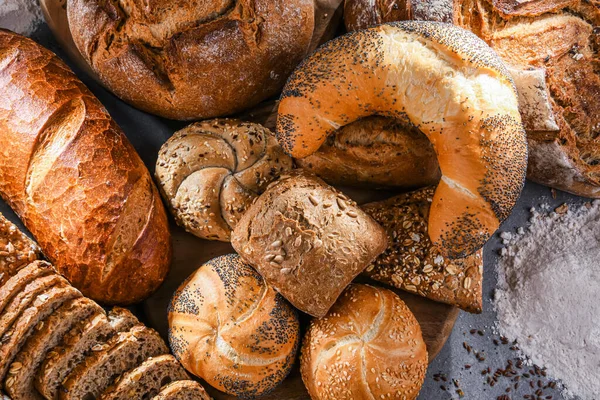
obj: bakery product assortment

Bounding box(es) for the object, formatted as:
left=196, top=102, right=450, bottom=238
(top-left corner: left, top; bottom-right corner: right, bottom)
left=168, top=254, right=300, bottom=398
left=231, top=172, right=388, bottom=317
left=363, top=187, right=484, bottom=313
left=66, top=0, right=315, bottom=120
left=0, top=31, right=171, bottom=305
left=301, top=284, right=428, bottom=400
left=156, top=119, right=293, bottom=241
left=276, top=21, right=527, bottom=259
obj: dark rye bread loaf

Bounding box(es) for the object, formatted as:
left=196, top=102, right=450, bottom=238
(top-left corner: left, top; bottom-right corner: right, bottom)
left=36, top=307, right=139, bottom=400
left=99, top=355, right=188, bottom=400
left=58, top=326, right=168, bottom=400
left=0, top=285, right=82, bottom=382
left=0, top=262, right=53, bottom=317
left=153, top=380, right=211, bottom=400
left=4, top=298, right=103, bottom=400
left=0, top=214, right=41, bottom=286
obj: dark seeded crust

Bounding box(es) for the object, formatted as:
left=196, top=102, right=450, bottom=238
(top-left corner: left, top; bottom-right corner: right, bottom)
left=0, top=261, right=54, bottom=316
left=99, top=355, right=189, bottom=400
left=0, top=213, right=41, bottom=285
left=59, top=326, right=169, bottom=400
left=4, top=297, right=102, bottom=400
left=0, top=284, right=82, bottom=382
left=36, top=307, right=139, bottom=400
left=153, top=380, right=211, bottom=400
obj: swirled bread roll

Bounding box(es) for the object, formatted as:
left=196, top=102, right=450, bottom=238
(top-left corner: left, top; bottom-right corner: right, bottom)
left=155, top=119, right=293, bottom=241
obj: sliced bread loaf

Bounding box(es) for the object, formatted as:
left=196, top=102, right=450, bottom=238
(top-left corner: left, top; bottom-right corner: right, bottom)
left=0, top=262, right=54, bottom=318
left=152, top=380, right=211, bottom=400
left=4, top=297, right=103, bottom=400
left=58, top=326, right=168, bottom=400
left=99, top=355, right=188, bottom=400
left=36, top=307, right=138, bottom=400
left=0, top=213, right=41, bottom=286
left=0, top=284, right=82, bottom=382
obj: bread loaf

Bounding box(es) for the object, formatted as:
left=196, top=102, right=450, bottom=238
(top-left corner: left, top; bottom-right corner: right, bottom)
left=0, top=30, right=171, bottom=304
left=301, top=284, right=428, bottom=400
left=0, top=214, right=40, bottom=285
left=155, top=119, right=293, bottom=241
left=66, top=0, right=315, bottom=120
left=153, top=380, right=211, bottom=400
left=276, top=21, right=527, bottom=258
left=231, top=172, right=388, bottom=317
left=168, top=254, right=300, bottom=398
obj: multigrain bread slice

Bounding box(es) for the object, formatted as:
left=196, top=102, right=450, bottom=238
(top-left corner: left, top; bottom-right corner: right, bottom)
left=36, top=307, right=139, bottom=400
left=0, top=261, right=53, bottom=316
left=59, top=326, right=169, bottom=400
left=99, top=355, right=189, bottom=400
left=4, top=297, right=103, bottom=400
left=0, top=213, right=41, bottom=285
left=0, top=284, right=82, bottom=382
left=152, top=380, right=211, bottom=400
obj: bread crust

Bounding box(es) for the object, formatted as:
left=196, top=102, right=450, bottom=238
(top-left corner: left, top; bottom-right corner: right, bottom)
left=0, top=31, right=171, bottom=304
left=153, top=380, right=211, bottom=400
left=0, top=213, right=41, bottom=285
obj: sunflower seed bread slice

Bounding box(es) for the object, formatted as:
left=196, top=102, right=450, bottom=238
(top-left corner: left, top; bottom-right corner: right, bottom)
left=0, top=262, right=53, bottom=316
left=152, top=380, right=211, bottom=400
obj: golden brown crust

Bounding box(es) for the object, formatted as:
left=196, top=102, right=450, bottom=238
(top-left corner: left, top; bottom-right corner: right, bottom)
left=0, top=31, right=171, bottom=304
left=301, top=284, right=428, bottom=400
left=276, top=21, right=527, bottom=258
left=168, top=254, right=300, bottom=398
left=362, top=187, right=483, bottom=313
left=66, top=0, right=315, bottom=120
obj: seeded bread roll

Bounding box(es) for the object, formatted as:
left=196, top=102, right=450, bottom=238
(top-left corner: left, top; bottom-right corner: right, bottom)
left=297, top=116, right=440, bottom=188
left=0, top=214, right=40, bottom=285
left=301, top=284, right=428, bottom=400
left=0, top=262, right=53, bottom=317
left=67, top=0, right=315, bottom=120
left=168, top=254, right=300, bottom=398
left=155, top=120, right=293, bottom=241
left=153, top=380, right=211, bottom=400
left=362, top=187, right=483, bottom=313
left=231, top=172, right=388, bottom=317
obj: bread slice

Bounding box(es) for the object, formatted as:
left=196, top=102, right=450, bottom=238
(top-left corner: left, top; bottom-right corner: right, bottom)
left=59, top=326, right=169, bottom=400
left=0, top=284, right=82, bottom=382
left=152, top=380, right=211, bottom=400
left=99, top=355, right=188, bottom=400
left=4, top=297, right=103, bottom=400
left=0, top=261, right=53, bottom=316
left=36, top=307, right=139, bottom=400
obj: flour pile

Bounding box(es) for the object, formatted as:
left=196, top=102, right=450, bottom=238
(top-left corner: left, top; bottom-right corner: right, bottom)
left=0, top=0, right=43, bottom=36
left=496, top=202, right=600, bottom=400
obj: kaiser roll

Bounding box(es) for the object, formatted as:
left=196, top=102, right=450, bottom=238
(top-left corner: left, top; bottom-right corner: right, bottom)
left=301, top=284, right=428, bottom=400
left=276, top=21, right=527, bottom=258
left=67, top=0, right=315, bottom=120
left=155, top=119, right=293, bottom=241
left=168, top=254, right=300, bottom=398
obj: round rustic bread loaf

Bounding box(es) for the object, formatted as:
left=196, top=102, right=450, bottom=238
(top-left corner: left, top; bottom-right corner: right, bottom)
left=66, top=0, right=315, bottom=120
left=276, top=21, right=527, bottom=258
left=301, top=284, right=428, bottom=400
left=297, top=116, right=440, bottom=188
left=155, top=119, right=293, bottom=241
left=168, top=254, right=300, bottom=398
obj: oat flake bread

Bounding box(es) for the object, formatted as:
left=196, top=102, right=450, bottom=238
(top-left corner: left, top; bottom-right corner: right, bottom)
left=0, top=31, right=171, bottom=304
left=66, top=0, right=315, bottom=120
left=276, top=21, right=528, bottom=258
left=155, top=119, right=293, bottom=241
left=301, top=284, right=428, bottom=400
left=454, top=0, right=600, bottom=198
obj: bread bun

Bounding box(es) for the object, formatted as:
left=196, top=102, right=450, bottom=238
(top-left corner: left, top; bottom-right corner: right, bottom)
left=301, top=284, right=428, bottom=400
left=276, top=21, right=527, bottom=258
left=231, top=171, right=388, bottom=317
left=66, top=0, right=315, bottom=120
left=168, top=254, right=300, bottom=398
left=155, top=119, right=293, bottom=241
left=297, top=116, right=440, bottom=188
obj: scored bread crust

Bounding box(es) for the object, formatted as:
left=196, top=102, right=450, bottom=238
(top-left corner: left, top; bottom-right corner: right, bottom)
left=0, top=30, right=171, bottom=304
left=168, top=254, right=300, bottom=398
left=301, top=284, right=428, bottom=400
left=153, top=380, right=211, bottom=400
left=276, top=21, right=527, bottom=258
left=66, top=0, right=315, bottom=120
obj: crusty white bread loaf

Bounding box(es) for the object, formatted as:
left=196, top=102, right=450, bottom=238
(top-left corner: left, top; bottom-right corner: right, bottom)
left=276, top=21, right=527, bottom=258
left=168, top=254, right=300, bottom=398
left=0, top=30, right=171, bottom=304
left=155, top=119, right=293, bottom=241
left=301, top=284, right=428, bottom=400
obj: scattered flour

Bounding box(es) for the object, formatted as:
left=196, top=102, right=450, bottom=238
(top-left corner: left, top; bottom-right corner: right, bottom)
left=0, top=0, right=43, bottom=36
left=496, top=202, right=600, bottom=400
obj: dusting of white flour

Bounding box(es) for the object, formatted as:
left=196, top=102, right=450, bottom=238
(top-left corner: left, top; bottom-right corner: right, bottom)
left=0, top=0, right=43, bottom=36
left=496, top=202, right=600, bottom=400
